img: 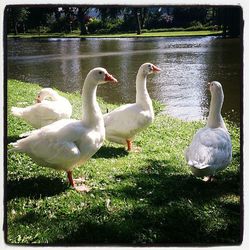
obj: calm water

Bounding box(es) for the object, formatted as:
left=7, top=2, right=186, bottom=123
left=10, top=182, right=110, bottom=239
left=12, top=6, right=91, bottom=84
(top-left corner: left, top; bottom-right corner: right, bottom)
left=7, top=36, right=241, bottom=124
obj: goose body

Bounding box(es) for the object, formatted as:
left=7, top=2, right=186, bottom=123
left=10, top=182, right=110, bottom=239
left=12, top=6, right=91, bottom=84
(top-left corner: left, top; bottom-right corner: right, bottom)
left=104, top=63, right=160, bottom=151
left=9, top=68, right=118, bottom=191
left=11, top=88, right=72, bottom=129
left=185, top=81, right=232, bottom=180
left=11, top=119, right=104, bottom=171
left=104, top=103, right=153, bottom=145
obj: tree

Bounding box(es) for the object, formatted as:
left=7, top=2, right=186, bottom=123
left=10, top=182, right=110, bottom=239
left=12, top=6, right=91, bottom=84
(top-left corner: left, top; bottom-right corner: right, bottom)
left=98, top=7, right=122, bottom=24
left=172, top=7, right=208, bottom=27
left=216, top=7, right=241, bottom=38
left=133, top=8, right=142, bottom=34
left=61, top=7, right=77, bottom=33
left=6, top=7, right=29, bottom=34
left=77, top=7, right=90, bottom=35
left=121, top=7, right=148, bottom=34
left=26, top=7, right=52, bottom=33
left=144, top=8, right=174, bottom=29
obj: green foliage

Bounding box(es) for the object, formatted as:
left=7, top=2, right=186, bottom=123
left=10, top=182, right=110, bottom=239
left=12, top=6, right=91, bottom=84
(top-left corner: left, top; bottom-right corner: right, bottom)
left=6, top=80, right=241, bottom=245
left=216, top=7, right=242, bottom=37
left=172, top=7, right=208, bottom=28
left=6, top=7, right=30, bottom=34
left=145, top=12, right=172, bottom=30
left=7, top=6, right=239, bottom=36
left=48, top=16, right=70, bottom=33
left=105, top=19, right=124, bottom=33
left=88, top=18, right=124, bottom=34
left=87, top=18, right=103, bottom=33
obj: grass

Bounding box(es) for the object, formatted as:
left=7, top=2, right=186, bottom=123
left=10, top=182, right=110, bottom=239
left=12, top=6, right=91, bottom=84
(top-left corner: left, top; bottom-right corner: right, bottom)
left=7, top=30, right=222, bottom=39
left=6, top=79, right=241, bottom=245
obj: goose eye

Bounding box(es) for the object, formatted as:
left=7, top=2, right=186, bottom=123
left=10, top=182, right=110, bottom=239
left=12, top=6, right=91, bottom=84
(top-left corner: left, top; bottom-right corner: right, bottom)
left=211, top=83, right=214, bottom=86
left=99, top=71, right=103, bottom=75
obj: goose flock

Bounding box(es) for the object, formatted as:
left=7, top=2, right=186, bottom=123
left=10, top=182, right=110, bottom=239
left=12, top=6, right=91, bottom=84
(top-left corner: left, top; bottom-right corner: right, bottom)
left=9, top=63, right=232, bottom=192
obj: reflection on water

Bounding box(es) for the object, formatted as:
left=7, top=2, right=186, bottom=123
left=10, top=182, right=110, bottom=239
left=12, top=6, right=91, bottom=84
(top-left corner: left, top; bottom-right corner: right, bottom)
left=7, top=36, right=241, bottom=124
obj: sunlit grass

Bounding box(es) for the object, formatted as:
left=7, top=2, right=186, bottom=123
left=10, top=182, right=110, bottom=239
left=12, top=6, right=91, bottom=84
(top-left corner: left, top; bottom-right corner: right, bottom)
left=7, top=30, right=222, bottom=39
left=6, top=79, right=241, bottom=245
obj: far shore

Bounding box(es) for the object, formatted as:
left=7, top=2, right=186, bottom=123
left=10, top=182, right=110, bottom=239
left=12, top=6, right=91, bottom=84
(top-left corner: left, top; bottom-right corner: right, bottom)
left=7, top=30, right=223, bottom=39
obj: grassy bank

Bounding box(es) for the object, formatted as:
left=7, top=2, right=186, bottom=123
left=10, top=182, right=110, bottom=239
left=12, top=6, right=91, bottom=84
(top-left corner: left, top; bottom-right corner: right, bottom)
left=6, top=79, right=241, bottom=245
left=7, top=30, right=222, bottom=39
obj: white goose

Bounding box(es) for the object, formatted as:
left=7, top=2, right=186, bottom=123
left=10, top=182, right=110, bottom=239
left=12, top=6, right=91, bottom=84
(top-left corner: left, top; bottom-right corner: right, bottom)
left=11, top=88, right=72, bottom=129
left=104, top=63, right=161, bottom=151
left=185, top=81, right=232, bottom=181
left=9, top=68, right=118, bottom=192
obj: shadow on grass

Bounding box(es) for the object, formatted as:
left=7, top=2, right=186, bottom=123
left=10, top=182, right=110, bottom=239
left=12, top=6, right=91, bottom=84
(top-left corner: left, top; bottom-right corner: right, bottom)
left=7, top=135, right=21, bottom=144
left=6, top=159, right=241, bottom=245
left=111, top=159, right=241, bottom=207
left=51, top=159, right=241, bottom=245
left=7, top=176, right=68, bottom=200
left=93, top=145, right=128, bottom=159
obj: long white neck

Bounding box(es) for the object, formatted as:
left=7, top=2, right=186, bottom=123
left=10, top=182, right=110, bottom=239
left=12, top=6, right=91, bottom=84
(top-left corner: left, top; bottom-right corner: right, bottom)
left=135, top=71, right=152, bottom=109
left=81, top=77, right=103, bottom=127
left=207, top=91, right=227, bottom=130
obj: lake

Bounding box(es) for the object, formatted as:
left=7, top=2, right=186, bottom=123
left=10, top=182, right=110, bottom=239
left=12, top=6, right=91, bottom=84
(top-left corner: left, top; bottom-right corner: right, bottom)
left=7, top=36, right=242, bottom=125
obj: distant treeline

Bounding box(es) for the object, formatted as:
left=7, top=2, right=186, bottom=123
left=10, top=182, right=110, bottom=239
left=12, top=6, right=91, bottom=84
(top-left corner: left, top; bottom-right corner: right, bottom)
left=6, top=6, right=242, bottom=37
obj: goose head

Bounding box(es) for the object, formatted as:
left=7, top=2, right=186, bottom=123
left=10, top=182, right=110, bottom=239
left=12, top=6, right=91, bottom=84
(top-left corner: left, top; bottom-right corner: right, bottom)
left=35, top=88, right=59, bottom=103
left=139, top=63, right=161, bottom=76
left=208, top=81, right=224, bottom=101
left=87, top=67, right=118, bottom=86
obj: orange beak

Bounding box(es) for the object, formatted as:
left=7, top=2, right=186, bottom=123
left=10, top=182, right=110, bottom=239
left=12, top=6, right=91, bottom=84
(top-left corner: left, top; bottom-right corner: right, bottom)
left=152, top=65, right=161, bottom=72
left=104, top=73, right=118, bottom=83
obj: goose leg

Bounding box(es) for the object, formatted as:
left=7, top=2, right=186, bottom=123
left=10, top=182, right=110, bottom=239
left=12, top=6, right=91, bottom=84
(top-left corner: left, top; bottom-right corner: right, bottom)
left=67, top=171, right=75, bottom=187
left=66, top=171, right=90, bottom=192
left=126, top=139, right=132, bottom=151
left=126, top=139, right=141, bottom=152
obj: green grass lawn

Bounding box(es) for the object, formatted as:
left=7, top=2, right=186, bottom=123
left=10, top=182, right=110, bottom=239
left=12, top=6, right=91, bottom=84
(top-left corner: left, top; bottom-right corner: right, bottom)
left=6, top=79, right=241, bottom=245
left=7, top=30, right=222, bottom=39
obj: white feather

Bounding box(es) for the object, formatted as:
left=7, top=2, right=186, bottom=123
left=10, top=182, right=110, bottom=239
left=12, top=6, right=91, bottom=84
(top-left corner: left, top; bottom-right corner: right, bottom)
left=104, top=63, right=160, bottom=146
left=11, top=88, right=72, bottom=129
left=104, top=103, right=153, bottom=144
left=9, top=68, right=116, bottom=176
left=185, top=81, right=232, bottom=177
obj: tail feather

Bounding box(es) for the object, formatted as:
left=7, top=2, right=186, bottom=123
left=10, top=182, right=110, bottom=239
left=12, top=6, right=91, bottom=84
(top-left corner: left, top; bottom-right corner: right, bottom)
left=19, top=130, right=34, bottom=137
left=11, top=107, right=24, bottom=117
left=8, top=141, right=22, bottom=152
left=188, top=160, right=209, bottom=169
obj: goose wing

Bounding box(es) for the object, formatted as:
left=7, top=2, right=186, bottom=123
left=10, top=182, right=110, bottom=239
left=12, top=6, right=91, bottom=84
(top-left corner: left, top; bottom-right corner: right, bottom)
left=10, top=119, right=85, bottom=168
left=104, top=103, right=152, bottom=138
left=185, top=127, right=232, bottom=169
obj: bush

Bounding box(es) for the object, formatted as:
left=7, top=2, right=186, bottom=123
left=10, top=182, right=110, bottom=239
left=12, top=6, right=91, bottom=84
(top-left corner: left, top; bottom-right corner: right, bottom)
left=88, top=18, right=124, bottom=34
left=185, top=25, right=216, bottom=31
left=87, top=18, right=103, bottom=33
left=106, top=19, right=123, bottom=33
left=147, top=27, right=184, bottom=32
left=189, top=21, right=203, bottom=28
left=145, top=14, right=174, bottom=30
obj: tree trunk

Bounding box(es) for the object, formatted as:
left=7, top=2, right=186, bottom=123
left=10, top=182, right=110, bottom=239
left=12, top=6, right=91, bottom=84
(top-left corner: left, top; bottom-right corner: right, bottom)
left=140, top=8, right=147, bottom=29
left=23, top=23, right=26, bottom=33
left=80, top=21, right=88, bottom=35
left=78, top=8, right=89, bottom=35
left=135, top=10, right=141, bottom=35
left=14, top=22, right=18, bottom=35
